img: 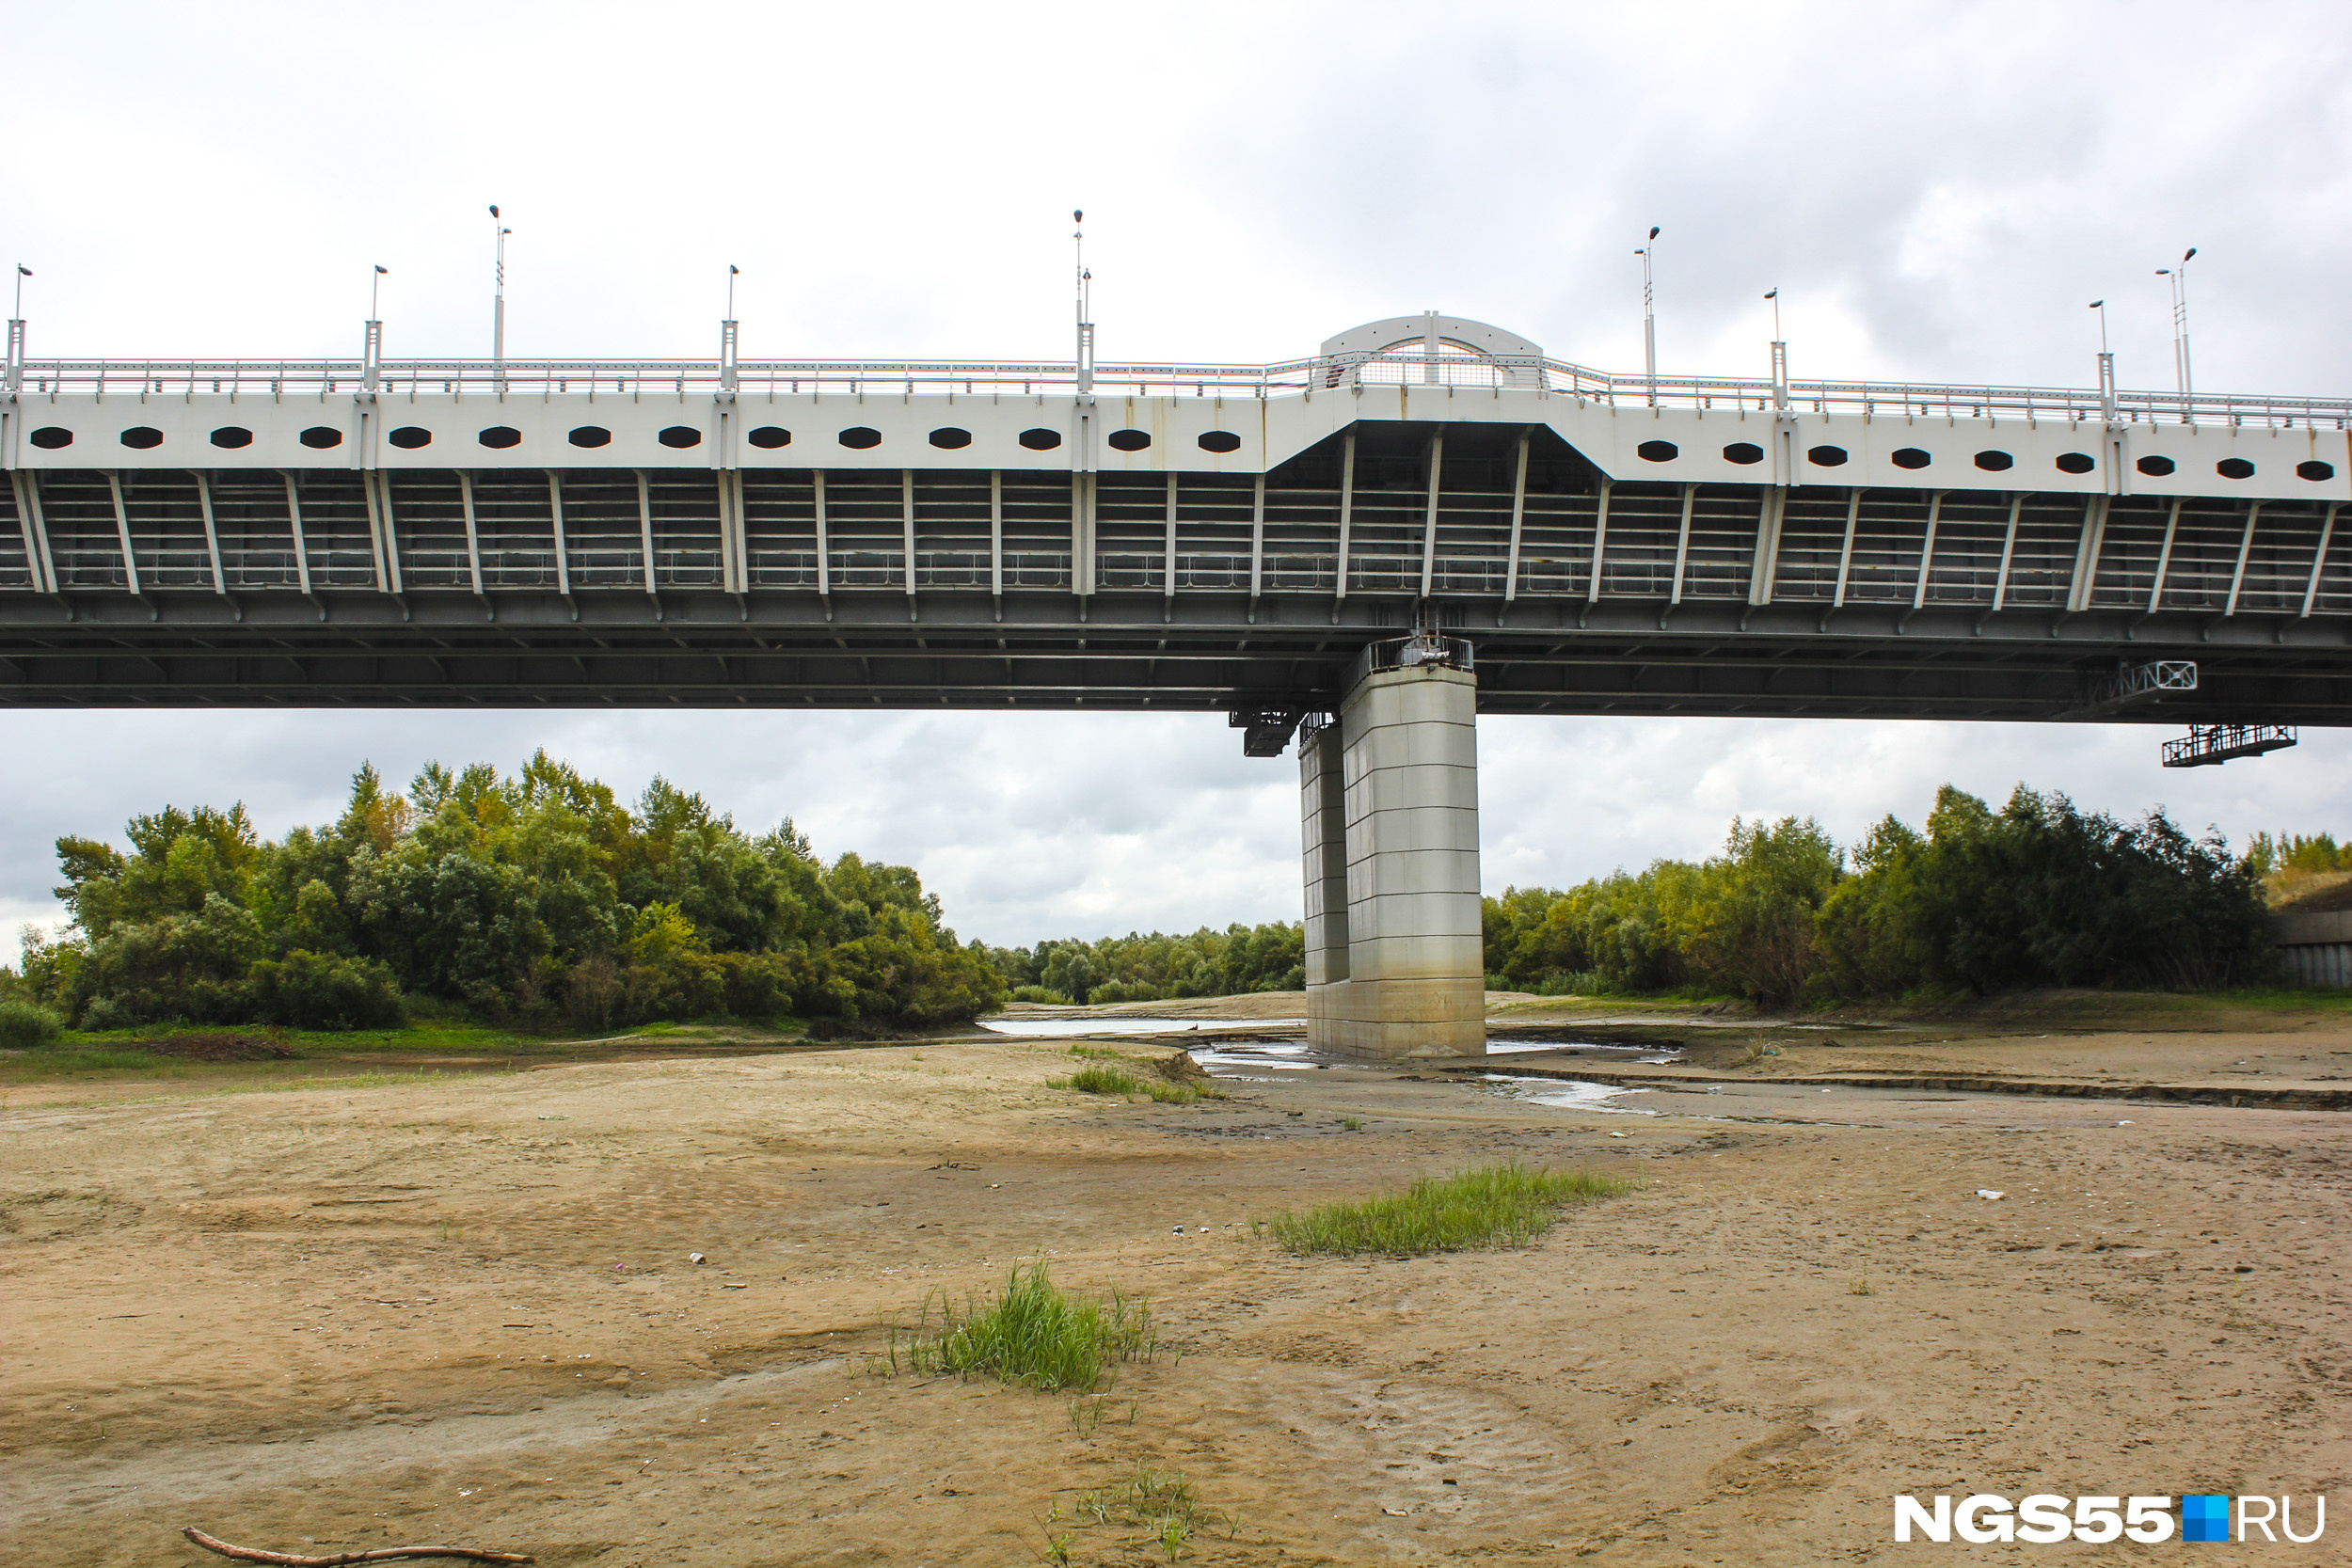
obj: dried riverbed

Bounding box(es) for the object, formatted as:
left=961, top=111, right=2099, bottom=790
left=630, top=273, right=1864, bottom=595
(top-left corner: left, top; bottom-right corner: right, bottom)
left=3, top=995, right=2347, bottom=1565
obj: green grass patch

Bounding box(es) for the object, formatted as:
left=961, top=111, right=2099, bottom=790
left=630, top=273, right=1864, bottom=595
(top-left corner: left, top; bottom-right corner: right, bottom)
left=1048, top=1461, right=1236, bottom=1562
left=8, top=1045, right=182, bottom=1076
left=882, top=1259, right=1157, bottom=1392
left=1255, top=1161, right=1629, bottom=1258
left=1046, top=1061, right=1200, bottom=1104
left=1065, top=1043, right=1123, bottom=1060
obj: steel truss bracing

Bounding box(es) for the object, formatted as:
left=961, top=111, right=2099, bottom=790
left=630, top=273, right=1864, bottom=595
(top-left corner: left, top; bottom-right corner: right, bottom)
left=0, top=421, right=2345, bottom=723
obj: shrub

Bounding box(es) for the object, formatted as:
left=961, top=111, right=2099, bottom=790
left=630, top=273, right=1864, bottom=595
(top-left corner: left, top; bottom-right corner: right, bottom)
left=0, top=998, right=64, bottom=1050
left=246, top=950, right=405, bottom=1030
left=1009, top=985, right=1070, bottom=1005
left=891, top=1259, right=1156, bottom=1391
left=1258, top=1162, right=1629, bottom=1257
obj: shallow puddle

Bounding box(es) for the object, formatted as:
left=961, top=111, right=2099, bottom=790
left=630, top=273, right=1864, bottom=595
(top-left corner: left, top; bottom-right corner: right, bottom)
left=1481, top=1073, right=1661, bottom=1116
left=977, top=1016, right=1304, bottom=1038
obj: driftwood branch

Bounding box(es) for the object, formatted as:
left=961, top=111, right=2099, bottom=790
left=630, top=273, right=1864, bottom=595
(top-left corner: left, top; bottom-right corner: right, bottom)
left=182, top=1527, right=534, bottom=1566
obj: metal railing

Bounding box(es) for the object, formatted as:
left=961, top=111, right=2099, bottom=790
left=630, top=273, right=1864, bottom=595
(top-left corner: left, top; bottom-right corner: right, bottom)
left=2161, top=723, right=2298, bottom=768
left=1349, top=633, right=1475, bottom=690
left=8, top=350, right=2348, bottom=431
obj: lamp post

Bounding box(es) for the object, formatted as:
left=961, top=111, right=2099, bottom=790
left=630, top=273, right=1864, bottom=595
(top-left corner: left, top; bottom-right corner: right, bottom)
left=2156, top=246, right=2196, bottom=417
left=1073, top=209, right=1093, bottom=396
left=721, top=264, right=740, bottom=393
left=1635, top=226, right=1660, bottom=405
left=1764, top=288, right=1786, bottom=411
left=364, top=264, right=387, bottom=392
left=489, top=203, right=511, bottom=390
left=6, top=264, right=26, bottom=395
left=2090, top=299, right=2115, bottom=420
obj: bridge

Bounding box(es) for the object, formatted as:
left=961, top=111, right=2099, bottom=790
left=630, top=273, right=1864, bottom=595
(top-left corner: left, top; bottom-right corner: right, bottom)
left=5, top=310, right=2347, bottom=1054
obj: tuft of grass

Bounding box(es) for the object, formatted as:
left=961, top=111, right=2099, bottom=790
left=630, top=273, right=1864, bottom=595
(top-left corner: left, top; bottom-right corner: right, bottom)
left=1064, top=1463, right=1230, bottom=1562
left=1339, top=1116, right=1365, bottom=1132
left=1047, top=1062, right=1200, bottom=1104
left=1065, top=1043, right=1123, bottom=1060
left=1255, top=1161, right=1629, bottom=1258
left=1050, top=1063, right=1145, bottom=1095
left=885, top=1259, right=1156, bottom=1392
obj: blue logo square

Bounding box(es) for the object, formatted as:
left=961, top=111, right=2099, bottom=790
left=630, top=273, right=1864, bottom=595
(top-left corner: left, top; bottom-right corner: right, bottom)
left=2183, top=1495, right=2232, bottom=1543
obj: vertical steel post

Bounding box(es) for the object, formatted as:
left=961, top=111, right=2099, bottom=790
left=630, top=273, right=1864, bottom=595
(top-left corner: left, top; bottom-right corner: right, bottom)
left=1668, top=483, right=1696, bottom=604
left=545, top=469, right=571, bottom=598
left=1831, top=486, right=1861, bottom=609
left=990, top=469, right=1004, bottom=602
left=1333, top=431, right=1357, bottom=610
left=376, top=471, right=404, bottom=594
left=2066, top=494, right=2110, bottom=614
left=189, top=470, right=226, bottom=596
left=1990, top=494, right=2024, bottom=612
left=902, top=467, right=918, bottom=606
left=2301, top=502, right=2340, bottom=618
left=1248, top=472, right=1265, bottom=608
left=2149, top=497, right=2184, bottom=613
left=2224, top=500, right=2263, bottom=616
left=1502, top=433, right=1528, bottom=602
left=10, top=471, right=56, bottom=594
left=814, top=469, right=831, bottom=597
left=635, top=468, right=658, bottom=597
left=105, top=470, right=141, bottom=595
left=278, top=470, right=313, bottom=598
left=1910, top=492, right=1947, bottom=612
left=457, top=469, right=485, bottom=598
left=1586, top=482, right=1612, bottom=603
left=1418, top=433, right=1444, bottom=601
left=1163, top=470, right=1178, bottom=606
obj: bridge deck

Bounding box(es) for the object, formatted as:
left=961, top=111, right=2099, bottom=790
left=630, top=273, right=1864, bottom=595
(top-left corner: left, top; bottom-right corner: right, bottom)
left=4, top=371, right=2345, bottom=723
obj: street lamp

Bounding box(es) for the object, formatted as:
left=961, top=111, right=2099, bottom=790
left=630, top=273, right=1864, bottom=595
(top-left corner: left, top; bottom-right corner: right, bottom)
left=365, top=264, right=388, bottom=392
left=1073, top=209, right=1093, bottom=396
left=6, top=264, right=25, bottom=395
left=489, top=203, right=511, bottom=381
left=1764, top=288, right=1786, bottom=410
left=2156, top=246, right=2196, bottom=413
left=721, top=264, right=740, bottom=392
left=2090, top=300, right=2114, bottom=420
left=1635, top=226, right=1660, bottom=404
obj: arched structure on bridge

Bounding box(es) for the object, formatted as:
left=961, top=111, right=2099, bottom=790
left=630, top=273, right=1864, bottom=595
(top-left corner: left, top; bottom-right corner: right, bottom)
left=1318, top=312, right=1547, bottom=390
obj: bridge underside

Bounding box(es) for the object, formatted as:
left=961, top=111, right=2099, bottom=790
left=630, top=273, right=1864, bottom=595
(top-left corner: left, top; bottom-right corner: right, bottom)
left=0, top=592, right=2343, bottom=721
left=1, top=422, right=2346, bottom=720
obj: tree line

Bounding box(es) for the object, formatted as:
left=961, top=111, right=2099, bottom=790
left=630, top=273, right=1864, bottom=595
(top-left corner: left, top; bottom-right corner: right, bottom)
left=974, top=924, right=1306, bottom=1006
left=1485, top=784, right=2280, bottom=1005
left=0, top=768, right=2312, bottom=1039
left=3, top=754, right=1004, bottom=1033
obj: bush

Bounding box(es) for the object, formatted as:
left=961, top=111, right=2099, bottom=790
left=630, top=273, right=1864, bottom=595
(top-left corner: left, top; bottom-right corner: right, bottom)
left=1087, top=978, right=1165, bottom=1006
left=0, top=998, right=64, bottom=1050
left=1258, top=1162, right=1629, bottom=1257
left=246, top=950, right=405, bottom=1030
left=1009, top=985, right=1070, bottom=1005
left=891, top=1259, right=1156, bottom=1391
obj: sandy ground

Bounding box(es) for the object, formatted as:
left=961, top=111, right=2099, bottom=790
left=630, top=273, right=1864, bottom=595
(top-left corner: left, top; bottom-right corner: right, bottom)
left=3, top=1000, right=2348, bottom=1565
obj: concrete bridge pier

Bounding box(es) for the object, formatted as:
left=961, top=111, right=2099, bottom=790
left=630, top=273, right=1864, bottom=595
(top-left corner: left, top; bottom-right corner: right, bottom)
left=1301, top=637, right=1486, bottom=1058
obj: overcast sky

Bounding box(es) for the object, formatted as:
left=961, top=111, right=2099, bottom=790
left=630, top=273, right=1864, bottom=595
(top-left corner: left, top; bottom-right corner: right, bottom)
left=4, top=1, right=2347, bottom=948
